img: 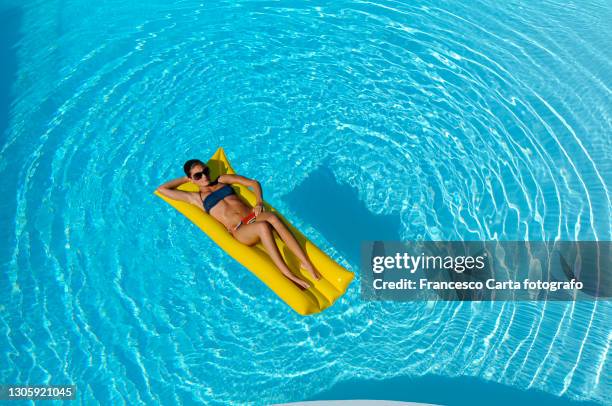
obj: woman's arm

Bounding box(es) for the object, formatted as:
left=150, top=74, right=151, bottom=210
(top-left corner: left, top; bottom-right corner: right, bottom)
left=156, top=176, right=195, bottom=204
left=219, top=174, right=264, bottom=204
left=158, top=176, right=189, bottom=190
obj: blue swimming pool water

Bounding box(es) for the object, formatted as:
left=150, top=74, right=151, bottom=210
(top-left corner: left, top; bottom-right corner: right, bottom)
left=0, top=0, right=610, bottom=404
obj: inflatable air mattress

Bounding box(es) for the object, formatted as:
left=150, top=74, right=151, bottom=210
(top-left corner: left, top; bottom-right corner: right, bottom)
left=154, top=147, right=354, bottom=315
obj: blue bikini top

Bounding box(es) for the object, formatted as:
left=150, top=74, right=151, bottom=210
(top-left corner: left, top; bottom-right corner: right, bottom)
left=202, top=179, right=235, bottom=213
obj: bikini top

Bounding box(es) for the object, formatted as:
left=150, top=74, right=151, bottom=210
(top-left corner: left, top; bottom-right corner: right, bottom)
left=201, top=179, right=235, bottom=213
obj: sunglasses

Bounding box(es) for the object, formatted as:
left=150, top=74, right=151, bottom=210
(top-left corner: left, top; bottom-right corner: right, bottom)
left=191, top=166, right=209, bottom=180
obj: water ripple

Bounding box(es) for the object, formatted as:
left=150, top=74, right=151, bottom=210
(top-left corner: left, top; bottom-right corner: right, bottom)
left=0, top=0, right=610, bottom=405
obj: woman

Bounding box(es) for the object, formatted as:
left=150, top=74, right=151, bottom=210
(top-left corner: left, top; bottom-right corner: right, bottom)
left=156, top=159, right=322, bottom=290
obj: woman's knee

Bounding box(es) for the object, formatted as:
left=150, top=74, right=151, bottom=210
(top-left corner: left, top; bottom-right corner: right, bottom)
left=263, top=212, right=281, bottom=226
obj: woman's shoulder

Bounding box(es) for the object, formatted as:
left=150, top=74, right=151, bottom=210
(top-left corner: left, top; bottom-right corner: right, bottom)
left=212, top=178, right=234, bottom=189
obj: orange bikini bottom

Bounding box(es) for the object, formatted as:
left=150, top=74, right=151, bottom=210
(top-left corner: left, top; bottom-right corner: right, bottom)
left=232, top=211, right=257, bottom=232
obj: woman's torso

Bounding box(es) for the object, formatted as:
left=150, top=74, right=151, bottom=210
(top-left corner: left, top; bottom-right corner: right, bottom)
left=198, top=182, right=251, bottom=231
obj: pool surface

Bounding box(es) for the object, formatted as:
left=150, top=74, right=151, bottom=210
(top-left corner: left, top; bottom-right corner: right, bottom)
left=0, top=0, right=610, bottom=404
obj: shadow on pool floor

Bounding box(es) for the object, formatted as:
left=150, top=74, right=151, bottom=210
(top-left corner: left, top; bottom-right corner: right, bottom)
left=284, top=164, right=401, bottom=264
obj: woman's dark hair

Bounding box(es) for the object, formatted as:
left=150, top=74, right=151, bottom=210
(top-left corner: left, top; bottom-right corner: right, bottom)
left=183, top=159, right=206, bottom=177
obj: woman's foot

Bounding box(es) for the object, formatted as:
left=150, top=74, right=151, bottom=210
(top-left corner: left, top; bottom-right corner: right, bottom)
left=301, top=261, right=322, bottom=280
left=292, top=277, right=310, bottom=290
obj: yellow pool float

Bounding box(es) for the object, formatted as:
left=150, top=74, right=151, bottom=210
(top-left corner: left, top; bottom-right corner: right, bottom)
left=153, top=147, right=354, bottom=315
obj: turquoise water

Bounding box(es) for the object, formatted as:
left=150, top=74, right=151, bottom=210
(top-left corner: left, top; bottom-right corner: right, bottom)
left=0, top=0, right=610, bottom=405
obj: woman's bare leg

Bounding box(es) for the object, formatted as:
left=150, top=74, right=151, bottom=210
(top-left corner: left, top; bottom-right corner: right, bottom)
left=233, top=222, right=310, bottom=289
left=258, top=213, right=322, bottom=280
